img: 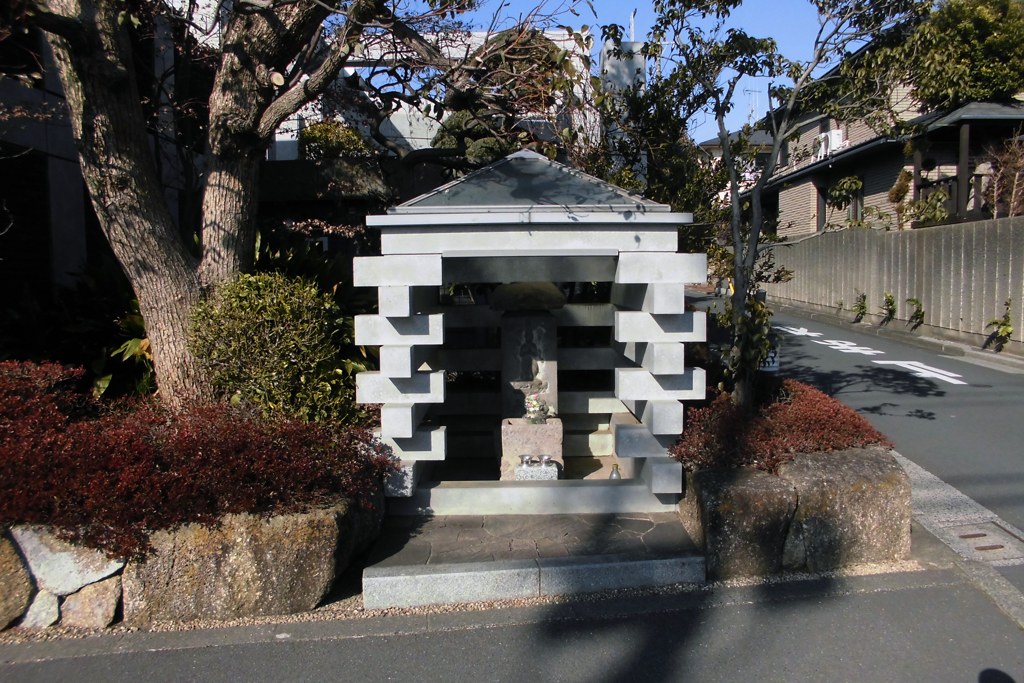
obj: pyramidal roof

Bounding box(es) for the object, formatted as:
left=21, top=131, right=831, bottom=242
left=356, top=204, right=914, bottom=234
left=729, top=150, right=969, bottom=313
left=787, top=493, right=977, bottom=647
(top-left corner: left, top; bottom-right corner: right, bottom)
left=390, top=149, right=669, bottom=214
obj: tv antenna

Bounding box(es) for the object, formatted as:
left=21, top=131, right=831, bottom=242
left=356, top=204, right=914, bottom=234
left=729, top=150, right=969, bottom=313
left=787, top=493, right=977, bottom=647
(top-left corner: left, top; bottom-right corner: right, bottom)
left=744, top=88, right=762, bottom=122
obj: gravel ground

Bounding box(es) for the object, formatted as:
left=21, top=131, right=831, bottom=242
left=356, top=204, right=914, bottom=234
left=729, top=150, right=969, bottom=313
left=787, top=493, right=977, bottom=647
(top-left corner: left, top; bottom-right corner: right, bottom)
left=0, top=557, right=926, bottom=646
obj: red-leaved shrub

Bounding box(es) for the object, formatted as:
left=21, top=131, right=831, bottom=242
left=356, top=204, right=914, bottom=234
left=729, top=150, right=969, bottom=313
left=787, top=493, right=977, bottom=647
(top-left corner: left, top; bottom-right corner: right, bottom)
left=670, top=379, right=891, bottom=473
left=0, top=361, right=395, bottom=559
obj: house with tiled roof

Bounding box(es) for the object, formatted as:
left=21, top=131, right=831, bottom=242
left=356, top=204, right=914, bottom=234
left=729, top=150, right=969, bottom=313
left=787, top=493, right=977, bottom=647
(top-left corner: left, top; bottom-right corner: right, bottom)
left=762, top=94, right=1024, bottom=237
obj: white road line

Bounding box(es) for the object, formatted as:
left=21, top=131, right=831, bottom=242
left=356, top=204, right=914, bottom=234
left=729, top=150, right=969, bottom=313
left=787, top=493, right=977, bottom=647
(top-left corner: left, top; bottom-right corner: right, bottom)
left=873, top=360, right=967, bottom=385
left=775, top=326, right=823, bottom=337
left=812, top=339, right=886, bottom=355
left=775, top=323, right=970, bottom=384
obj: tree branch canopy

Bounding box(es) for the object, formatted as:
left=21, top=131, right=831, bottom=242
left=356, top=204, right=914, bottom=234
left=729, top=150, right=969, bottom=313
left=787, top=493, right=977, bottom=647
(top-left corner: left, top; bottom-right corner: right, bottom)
left=13, top=0, right=590, bottom=407
left=620, top=0, right=929, bottom=409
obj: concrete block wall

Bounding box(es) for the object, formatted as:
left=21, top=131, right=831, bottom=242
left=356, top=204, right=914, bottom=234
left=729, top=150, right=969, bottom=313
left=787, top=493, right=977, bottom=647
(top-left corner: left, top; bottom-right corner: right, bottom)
left=764, top=218, right=1024, bottom=349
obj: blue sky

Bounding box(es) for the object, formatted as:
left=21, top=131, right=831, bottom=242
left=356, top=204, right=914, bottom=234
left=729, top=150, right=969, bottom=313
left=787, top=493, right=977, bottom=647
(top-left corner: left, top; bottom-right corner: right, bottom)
left=469, top=0, right=826, bottom=143
left=584, top=0, right=826, bottom=142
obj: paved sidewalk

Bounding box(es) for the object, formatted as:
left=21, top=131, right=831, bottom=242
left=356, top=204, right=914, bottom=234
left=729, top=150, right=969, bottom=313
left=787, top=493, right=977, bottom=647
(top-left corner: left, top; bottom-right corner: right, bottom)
left=4, top=560, right=1023, bottom=682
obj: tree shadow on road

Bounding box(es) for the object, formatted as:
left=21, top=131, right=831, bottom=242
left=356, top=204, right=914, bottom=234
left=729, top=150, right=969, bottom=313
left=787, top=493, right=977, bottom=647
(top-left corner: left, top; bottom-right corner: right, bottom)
left=518, top=509, right=1021, bottom=682
left=523, top=512, right=852, bottom=682
left=780, top=340, right=949, bottom=405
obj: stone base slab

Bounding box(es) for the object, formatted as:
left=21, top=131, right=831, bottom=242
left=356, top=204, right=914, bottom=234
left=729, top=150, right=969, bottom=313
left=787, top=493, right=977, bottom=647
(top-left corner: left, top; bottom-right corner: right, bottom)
left=389, top=480, right=681, bottom=516
left=363, top=553, right=704, bottom=609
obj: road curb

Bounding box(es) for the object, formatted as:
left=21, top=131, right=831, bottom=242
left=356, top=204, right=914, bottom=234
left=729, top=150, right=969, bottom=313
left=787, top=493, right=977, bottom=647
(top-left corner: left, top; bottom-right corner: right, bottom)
left=0, top=568, right=973, bottom=666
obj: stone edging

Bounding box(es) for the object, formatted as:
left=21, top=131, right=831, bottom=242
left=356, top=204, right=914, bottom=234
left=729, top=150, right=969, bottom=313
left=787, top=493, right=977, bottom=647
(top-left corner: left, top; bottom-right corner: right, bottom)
left=1, top=493, right=383, bottom=632
left=678, top=448, right=912, bottom=581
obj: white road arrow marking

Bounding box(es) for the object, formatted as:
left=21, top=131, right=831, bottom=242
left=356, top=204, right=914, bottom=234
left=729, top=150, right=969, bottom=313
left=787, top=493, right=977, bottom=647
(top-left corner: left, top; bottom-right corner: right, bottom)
left=872, top=361, right=967, bottom=385
left=812, top=339, right=886, bottom=355
left=775, top=326, right=823, bottom=337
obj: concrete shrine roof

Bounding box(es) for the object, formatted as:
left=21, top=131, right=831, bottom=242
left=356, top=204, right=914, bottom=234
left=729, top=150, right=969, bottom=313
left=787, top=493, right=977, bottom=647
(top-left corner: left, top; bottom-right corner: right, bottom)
left=390, top=149, right=671, bottom=215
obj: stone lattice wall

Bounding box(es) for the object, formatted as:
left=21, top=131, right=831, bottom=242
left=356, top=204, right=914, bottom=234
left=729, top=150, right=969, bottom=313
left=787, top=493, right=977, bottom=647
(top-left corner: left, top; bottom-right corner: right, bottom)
left=353, top=247, right=709, bottom=497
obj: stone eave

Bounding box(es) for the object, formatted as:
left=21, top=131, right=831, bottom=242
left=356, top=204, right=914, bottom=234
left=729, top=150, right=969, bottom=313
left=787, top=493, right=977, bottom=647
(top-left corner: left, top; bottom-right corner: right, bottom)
left=367, top=210, right=693, bottom=228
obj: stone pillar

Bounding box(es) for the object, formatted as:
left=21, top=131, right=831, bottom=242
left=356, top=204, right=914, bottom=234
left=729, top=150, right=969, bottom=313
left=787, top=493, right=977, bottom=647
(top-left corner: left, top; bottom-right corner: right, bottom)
left=500, top=311, right=559, bottom=419
left=498, top=311, right=563, bottom=480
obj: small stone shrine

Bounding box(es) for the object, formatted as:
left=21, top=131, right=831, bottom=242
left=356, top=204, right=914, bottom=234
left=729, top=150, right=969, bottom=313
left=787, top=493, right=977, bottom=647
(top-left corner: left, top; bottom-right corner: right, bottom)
left=353, top=150, right=706, bottom=514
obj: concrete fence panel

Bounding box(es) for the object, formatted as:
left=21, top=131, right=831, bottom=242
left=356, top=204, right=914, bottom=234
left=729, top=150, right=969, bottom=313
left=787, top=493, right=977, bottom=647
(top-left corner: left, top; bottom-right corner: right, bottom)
left=764, top=218, right=1024, bottom=348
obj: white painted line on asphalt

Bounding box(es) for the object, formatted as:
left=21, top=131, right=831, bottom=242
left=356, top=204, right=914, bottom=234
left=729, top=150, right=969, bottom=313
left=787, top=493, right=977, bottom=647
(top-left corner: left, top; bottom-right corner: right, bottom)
left=774, top=323, right=972, bottom=383
left=812, top=339, right=886, bottom=355
left=872, top=361, right=967, bottom=385
left=775, top=326, right=823, bottom=337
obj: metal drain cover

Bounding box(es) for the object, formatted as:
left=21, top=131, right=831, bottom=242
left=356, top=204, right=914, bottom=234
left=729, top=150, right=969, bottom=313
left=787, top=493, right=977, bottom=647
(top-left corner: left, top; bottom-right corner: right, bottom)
left=945, top=522, right=1024, bottom=562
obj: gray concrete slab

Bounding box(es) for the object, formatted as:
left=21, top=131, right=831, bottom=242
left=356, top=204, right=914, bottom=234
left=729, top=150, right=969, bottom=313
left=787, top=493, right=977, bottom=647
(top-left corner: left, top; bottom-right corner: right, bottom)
left=362, top=513, right=704, bottom=609
left=538, top=554, right=704, bottom=595
left=363, top=559, right=540, bottom=609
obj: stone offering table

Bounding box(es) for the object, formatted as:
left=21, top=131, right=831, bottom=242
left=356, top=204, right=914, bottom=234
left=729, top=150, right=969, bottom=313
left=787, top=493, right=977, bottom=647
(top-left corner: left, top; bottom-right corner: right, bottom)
left=500, top=417, right=564, bottom=481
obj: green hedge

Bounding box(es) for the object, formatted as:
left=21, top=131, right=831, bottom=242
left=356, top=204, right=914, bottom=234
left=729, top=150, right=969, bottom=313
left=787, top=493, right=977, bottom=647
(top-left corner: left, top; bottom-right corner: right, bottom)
left=189, top=272, right=364, bottom=425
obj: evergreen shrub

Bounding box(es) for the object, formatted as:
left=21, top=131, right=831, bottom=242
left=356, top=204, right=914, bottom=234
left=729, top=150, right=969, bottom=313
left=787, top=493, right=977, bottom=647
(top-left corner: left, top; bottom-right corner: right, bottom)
left=189, top=272, right=364, bottom=425
left=297, top=120, right=373, bottom=160
left=0, top=361, right=394, bottom=560
left=671, top=378, right=891, bottom=473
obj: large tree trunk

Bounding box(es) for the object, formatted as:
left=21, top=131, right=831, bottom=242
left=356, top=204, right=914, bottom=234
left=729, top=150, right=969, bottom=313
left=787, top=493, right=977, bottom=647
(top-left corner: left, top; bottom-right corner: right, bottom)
left=197, top=13, right=275, bottom=287
left=198, top=151, right=261, bottom=288
left=44, top=0, right=211, bottom=410
left=37, top=0, right=391, bottom=408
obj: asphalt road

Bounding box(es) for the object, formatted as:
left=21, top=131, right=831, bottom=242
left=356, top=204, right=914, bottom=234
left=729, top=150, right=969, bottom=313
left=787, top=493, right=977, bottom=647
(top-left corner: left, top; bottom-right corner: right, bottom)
left=5, top=572, right=1024, bottom=683
left=767, top=308, right=1024, bottom=533
left=6, top=300, right=1024, bottom=683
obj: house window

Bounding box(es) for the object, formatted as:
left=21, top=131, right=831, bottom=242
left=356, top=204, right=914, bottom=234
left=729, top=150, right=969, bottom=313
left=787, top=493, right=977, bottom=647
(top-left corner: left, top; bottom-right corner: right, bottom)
left=818, top=176, right=865, bottom=230
left=847, top=183, right=865, bottom=223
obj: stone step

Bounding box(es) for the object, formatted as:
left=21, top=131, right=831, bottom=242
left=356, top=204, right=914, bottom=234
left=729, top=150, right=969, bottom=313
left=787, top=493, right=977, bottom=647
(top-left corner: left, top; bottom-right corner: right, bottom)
left=388, top=479, right=681, bottom=516
left=363, top=552, right=705, bottom=610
